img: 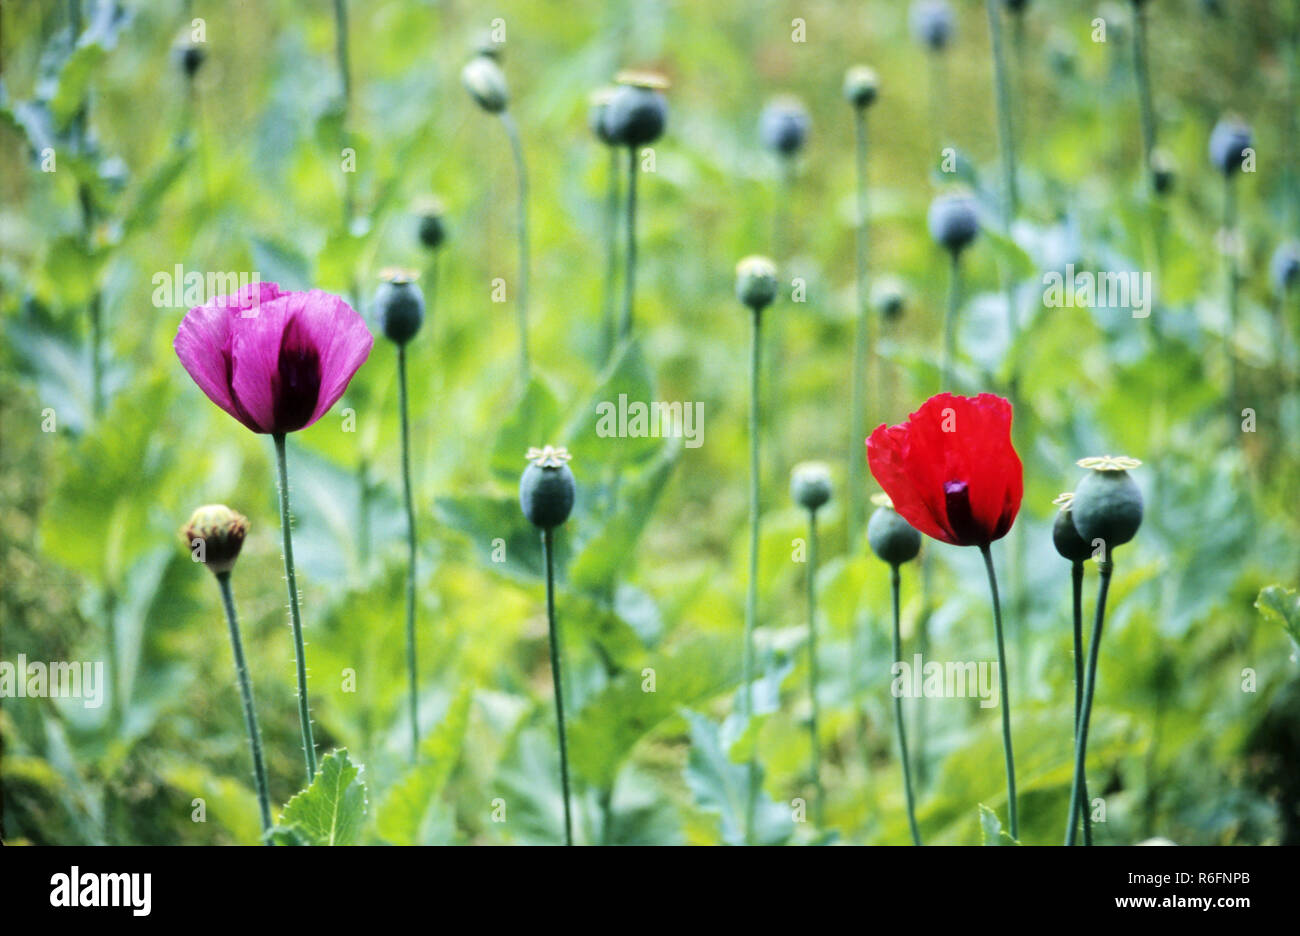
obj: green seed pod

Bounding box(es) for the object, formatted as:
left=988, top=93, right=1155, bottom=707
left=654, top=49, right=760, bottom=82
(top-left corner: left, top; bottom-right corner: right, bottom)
left=1208, top=116, right=1252, bottom=176
left=736, top=255, right=778, bottom=312
left=462, top=55, right=509, bottom=114
left=873, top=276, right=907, bottom=321
left=928, top=191, right=981, bottom=255
left=759, top=95, right=810, bottom=157
left=182, top=504, right=249, bottom=575
left=374, top=269, right=425, bottom=345
left=868, top=499, right=922, bottom=566
left=842, top=66, right=879, bottom=109
left=588, top=87, right=619, bottom=145
left=1150, top=147, right=1175, bottom=197
left=520, top=446, right=576, bottom=530
left=790, top=461, right=832, bottom=512
left=1069, top=457, right=1144, bottom=556
left=414, top=197, right=447, bottom=250
left=602, top=73, right=669, bottom=147
left=1051, top=496, right=1093, bottom=563
left=173, top=34, right=206, bottom=78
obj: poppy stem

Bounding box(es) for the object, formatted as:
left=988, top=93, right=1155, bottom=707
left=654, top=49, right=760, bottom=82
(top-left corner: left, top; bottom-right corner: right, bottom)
left=1132, top=2, right=1156, bottom=185
left=941, top=251, right=960, bottom=390
left=621, top=145, right=638, bottom=341
left=1225, top=173, right=1239, bottom=420
left=602, top=146, right=621, bottom=363
left=978, top=542, right=1018, bottom=839
left=805, top=507, right=823, bottom=827
left=985, top=0, right=1018, bottom=218
left=272, top=432, right=317, bottom=783
left=848, top=105, right=871, bottom=550
left=500, top=111, right=530, bottom=379
left=541, top=527, right=573, bottom=846
left=744, top=306, right=762, bottom=846
left=891, top=564, right=923, bottom=846
left=398, top=344, right=419, bottom=763
left=1066, top=560, right=1111, bottom=846
left=1071, top=559, right=1092, bottom=845
left=215, top=571, right=272, bottom=835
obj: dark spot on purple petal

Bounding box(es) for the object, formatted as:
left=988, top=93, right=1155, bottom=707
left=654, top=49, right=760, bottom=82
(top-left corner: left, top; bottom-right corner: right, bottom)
left=943, top=479, right=988, bottom=546
left=272, top=316, right=322, bottom=433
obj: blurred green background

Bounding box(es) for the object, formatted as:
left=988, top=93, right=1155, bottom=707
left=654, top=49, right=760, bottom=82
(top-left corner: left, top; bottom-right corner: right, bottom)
left=2, top=0, right=1299, bottom=845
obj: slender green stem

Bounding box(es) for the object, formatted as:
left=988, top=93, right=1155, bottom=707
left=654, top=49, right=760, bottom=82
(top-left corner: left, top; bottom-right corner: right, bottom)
left=542, top=528, right=573, bottom=846
left=1066, top=561, right=1112, bottom=846
left=979, top=543, right=1017, bottom=839
left=806, top=508, right=823, bottom=827
left=332, top=0, right=354, bottom=230
left=103, top=586, right=119, bottom=729
left=398, top=345, right=418, bottom=763
left=621, top=145, right=638, bottom=341
left=942, top=251, right=960, bottom=390
left=602, top=146, right=621, bottom=362
left=891, top=565, right=922, bottom=845
left=774, top=156, right=793, bottom=259
left=1071, top=560, right=1092, bottom=845
left=273, top=432, right=317, bottom=783
left=744, top=307, right=762, bottom=845
left=216, top=571, right=272, bottom=834
left=1132, top=2, right=1156, bottom=184
left=914, top=555, right=932, bottom=786
left=500, top=112, right=530, bottom=377
left=986, top=0, right=1018, bottom=219
left=848, top=106, right=871, bottom=551
left=1225, top=174, right=1239, bottom=419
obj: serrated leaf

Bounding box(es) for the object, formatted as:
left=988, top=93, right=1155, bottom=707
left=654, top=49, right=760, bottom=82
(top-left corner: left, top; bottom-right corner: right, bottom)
left=1256, top=585, right=1300, bottom=649
left=978, top=804, right=1018, bottom=845
left=277, top=749, right=368, bottom=846
left=683, top=710, right=791, bottom=846
left=376, top=689, right=473, bottom=845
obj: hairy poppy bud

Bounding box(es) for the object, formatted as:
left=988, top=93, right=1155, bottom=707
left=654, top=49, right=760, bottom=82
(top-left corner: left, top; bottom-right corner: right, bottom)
left=759, top=96, right=810, bottom=157
left=1208, top=116, right=1252, bottom=176
left=182, top=505, right=249, bottom=575
left=462, top=55, right=509, bottom=113
left=790, top=462, right=832, bottom=512
left=928, top=191, right=981, bottom=255
left=589, top=87, right=619, bottom=145
left=1150, top=147, right=1175, bottom=196
left=520, top=446, right=575, bottom=530
left=1270, top=241, right=1300, bottom=294
left=374, top=269, right=425, bottom=345
left=414, top=197, right=447, bottom=250
left=602, top=72, right=669, bottom=147
left=1069, top=456, right=1143, bottom=556
left=1051, top=494, right=1093, bottom=562
left=736, top=255, right=778, bottom=312
left=843, top=66, right=879, bottom=109
left=874, top=276, right=907, bottom=321
left=867, top=495, right=922, bottom=566
left=910, top=0, right=954, bottom=52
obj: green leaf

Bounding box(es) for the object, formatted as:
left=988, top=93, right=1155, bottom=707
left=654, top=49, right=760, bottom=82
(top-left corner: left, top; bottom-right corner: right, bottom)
left=375, top=689, right=473, bottom=845
left=683, top=710, right=792, bottom=846
left=490, top=376, right=563, bottom=482
left=51, top=43, right=106, bottom=129
left=561, top=339, right=660, bottom=467
left=276, top=749, right=368, bottom=846
left=978, top=804, right=1019, bottom=845
left=122, top=146, right=193, bottom=236
left=1255, top=585, right=1300, bottom=649
left=434, top=494, right=561, bottom=582
left=44, top=234, right=107, bottom=307
left=569, top=636, right=741, bottom=788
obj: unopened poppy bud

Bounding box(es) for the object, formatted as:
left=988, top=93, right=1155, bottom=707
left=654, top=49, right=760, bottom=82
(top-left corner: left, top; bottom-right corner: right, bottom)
left=182, top=505, right=249, bottom=575
left=874, top=276, right=907, bottom=321
left=736, top=255, right=778, bottom=312
left=602, top=73, right=669, bottom=147
left=374, top=269, right=425, bottom=345
left=759, top=96, right=810, bottom=157
left=1150, top=148, right=1175, bottom=196
left=520, top=446, right=576, bottom=530
left=1270, top=241, right=1300, bottom=294
left=867, top=495, right=922, bottom=566
left=790, top=462, right=832, bottom=512
left=1070, top=456, right=1143, bottom=556
left=843, top=66, right=879, bottom=109
left=462, top=55, right=509, bottom=113
left=1208, top=116, right=1252, bottom=176
left=414, top=197, right=447, bottom=250
left=928, top=191, right=981, bottom=255
left=1051, top=494, right=1093, bottom=562
left=910, top=0, right=954, bottom=52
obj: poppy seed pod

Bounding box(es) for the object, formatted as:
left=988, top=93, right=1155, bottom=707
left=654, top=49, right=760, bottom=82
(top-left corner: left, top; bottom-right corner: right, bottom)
left=462, top=55, right=509, bottom=114
left=867, top=497, right=922, bottom=566
left=736, top=255, right=779, bottom=312
left=1270, top=241, right=1300, bottom=294
left=1150, top=148, right=1176, bottom=196
left=874, top=276, right=907, bottom=321
left=790, top=461, right=832, bottom=512
left=1051, top=496, right=1094, bottom=563
left=843, top=66, right=879, bottom=110
left=759, top=96, right=810, bottom=157
left=182, top=505, right=249, bottom=575
left=1069, top=456, right=1144, bottom=555
left=173, top=36, right=206, bottom=78
left=602, top=74, right=669, bottom=147
left=414, top=197, right=447, bottom=250
left=588, top=87, right=619, bottom=146
left=374, top=270, right=425, bottom=345
left=1208, top=117, right=1253, bottom=176
left=1003, top=0, right=1030, bottom=11
left=520, top=446, right=576, bottom=530
left=910, top=0, right=954, bottom=52
left=928, top=191, right=981, bottom=255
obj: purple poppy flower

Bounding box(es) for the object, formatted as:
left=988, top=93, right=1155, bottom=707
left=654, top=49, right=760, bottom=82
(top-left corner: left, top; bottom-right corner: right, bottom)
left=174, top=281, right=373, bottom=435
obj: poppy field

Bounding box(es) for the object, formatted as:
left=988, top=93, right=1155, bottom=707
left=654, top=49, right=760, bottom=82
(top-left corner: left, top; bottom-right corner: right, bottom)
left=2, top=0, right=1300, bottom=849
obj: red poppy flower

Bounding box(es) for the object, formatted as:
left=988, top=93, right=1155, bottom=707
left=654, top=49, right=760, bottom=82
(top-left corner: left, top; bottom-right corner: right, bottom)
left=866, top=392, right=1022, bottom=547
